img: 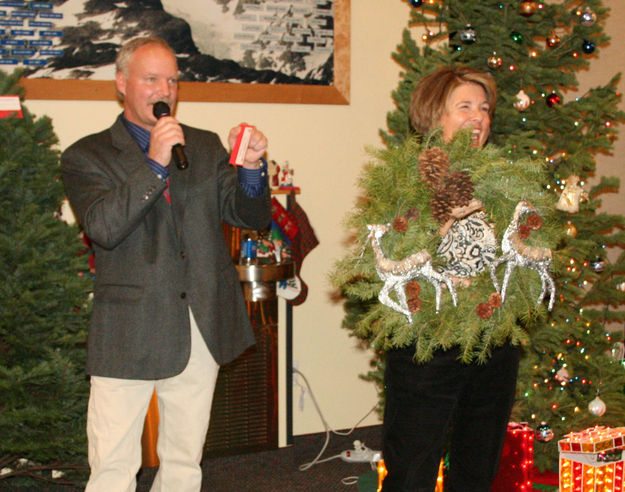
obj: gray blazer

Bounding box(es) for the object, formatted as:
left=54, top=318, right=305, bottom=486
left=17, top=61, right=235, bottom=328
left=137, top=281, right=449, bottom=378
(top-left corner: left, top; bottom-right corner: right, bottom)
left=61, top=115, right=271, bottom=379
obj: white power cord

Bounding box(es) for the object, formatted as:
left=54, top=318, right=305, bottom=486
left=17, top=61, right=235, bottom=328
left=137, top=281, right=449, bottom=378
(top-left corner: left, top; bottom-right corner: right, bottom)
left=293, top=367, right=380, bottom=486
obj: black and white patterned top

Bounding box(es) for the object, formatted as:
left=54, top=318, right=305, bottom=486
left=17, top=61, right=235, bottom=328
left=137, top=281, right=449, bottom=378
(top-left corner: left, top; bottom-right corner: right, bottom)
left=437, top=212, right=497, bottom=278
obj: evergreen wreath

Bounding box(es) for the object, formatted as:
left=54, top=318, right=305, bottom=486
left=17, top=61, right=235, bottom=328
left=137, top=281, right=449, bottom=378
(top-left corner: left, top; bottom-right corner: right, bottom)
left=331, top=130, right=566, bottom=363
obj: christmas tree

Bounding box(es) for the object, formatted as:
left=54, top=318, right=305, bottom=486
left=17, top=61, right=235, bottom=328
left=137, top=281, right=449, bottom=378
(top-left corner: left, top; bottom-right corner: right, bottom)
left=0, top=71, right=92, bottom=486
left=332, top=0, right=625, bottom=472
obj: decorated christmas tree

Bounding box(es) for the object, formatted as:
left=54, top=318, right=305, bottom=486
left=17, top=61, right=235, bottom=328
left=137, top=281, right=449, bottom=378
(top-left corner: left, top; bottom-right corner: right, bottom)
left=0, top=71, right=92, bottom=486
left=332, top=0, right=625, bottom=472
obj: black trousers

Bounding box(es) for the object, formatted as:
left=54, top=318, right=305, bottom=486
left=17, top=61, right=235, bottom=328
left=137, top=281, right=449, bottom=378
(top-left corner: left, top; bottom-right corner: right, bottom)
left=381, top=343, right=520, bottom=492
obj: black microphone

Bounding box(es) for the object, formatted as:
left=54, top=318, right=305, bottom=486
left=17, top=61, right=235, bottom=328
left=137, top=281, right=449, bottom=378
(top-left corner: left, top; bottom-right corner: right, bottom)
left=152, top=101, right=188, bottom=170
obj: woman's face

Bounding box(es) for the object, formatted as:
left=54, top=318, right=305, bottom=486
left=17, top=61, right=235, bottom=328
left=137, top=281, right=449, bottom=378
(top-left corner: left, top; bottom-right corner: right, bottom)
left=439, top=82, right=491, bottom=148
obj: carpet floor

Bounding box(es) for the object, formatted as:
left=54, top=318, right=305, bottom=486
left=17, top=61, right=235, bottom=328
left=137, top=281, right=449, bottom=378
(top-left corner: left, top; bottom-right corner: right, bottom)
left=0, top=425, right=383, bottom=492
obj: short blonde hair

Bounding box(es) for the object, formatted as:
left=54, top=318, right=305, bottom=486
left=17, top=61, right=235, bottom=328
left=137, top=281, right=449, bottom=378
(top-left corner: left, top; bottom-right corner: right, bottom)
left=409, top=66, right=497, bottom=134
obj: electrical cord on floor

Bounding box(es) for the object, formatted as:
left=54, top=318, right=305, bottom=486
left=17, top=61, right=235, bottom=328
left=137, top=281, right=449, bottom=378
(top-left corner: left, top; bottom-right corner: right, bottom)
left=293, top=367, right=379, bottom=486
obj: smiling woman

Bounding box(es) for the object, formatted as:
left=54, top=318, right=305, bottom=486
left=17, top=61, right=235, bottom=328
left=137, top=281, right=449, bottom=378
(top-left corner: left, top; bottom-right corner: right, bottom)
left=409, top=66, right=497, bottom=148
left=439, top=83, right=492, bottom=148
left=381, top=66, right=517, bottom=492
left=330, top=65, right=559, bottom=491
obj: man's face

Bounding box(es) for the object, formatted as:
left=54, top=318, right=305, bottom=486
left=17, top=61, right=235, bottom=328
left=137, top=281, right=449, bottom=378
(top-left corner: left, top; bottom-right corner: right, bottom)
left=116, top=43, right=179, bottom=131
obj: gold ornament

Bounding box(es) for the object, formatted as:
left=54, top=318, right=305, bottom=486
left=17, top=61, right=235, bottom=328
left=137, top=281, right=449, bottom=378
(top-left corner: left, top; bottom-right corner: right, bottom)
left=565, top=221, right=578, bottom=238
left=514, top=89, right=531, bottom=111
left=546, top=31, right=561, bottom=48
left=422, top=30, right=435, bottom=42
left=556, top=175, right=588, bottom=213
left=519, top=0, right=538, bottom=17
left=487, top=52, right=503, bottom=70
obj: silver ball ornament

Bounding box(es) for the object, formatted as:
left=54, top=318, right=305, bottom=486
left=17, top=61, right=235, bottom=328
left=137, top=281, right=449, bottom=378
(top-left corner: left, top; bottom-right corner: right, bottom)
left=591, top=257, right=606, bottom=273
left=536, top=422, right=555, bottom=443
left=578, top=7, right=597, bottom=26
left=460, top=24, right=477, bottom=44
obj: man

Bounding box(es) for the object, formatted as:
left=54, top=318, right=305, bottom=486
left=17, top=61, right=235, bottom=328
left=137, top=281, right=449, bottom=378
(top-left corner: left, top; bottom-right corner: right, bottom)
left=61, top=37, right=271, bottom=491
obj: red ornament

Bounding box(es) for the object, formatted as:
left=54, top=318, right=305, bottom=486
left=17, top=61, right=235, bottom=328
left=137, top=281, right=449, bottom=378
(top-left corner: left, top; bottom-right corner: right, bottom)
left=546, top=92, right=561, bottom=107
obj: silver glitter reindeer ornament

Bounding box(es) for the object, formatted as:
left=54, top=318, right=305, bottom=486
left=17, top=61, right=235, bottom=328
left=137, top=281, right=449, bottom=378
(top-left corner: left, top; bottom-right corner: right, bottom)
left=367, top=223, right=457, bottom=323
left=489, top=201, right=556, bottom=311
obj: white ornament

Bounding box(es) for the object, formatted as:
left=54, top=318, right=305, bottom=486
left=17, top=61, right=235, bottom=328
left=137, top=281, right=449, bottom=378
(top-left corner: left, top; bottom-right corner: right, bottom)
left=612, top=342, right=625, bottom=366
left=514, top=89, right=531, bottom=111
left=556, top=367, right=570, bottom=383
left=367, top=223, right=457, bottom=323
left=588, top=395, right=606, bottom=417
left=556, top=175, right=588, bottom=213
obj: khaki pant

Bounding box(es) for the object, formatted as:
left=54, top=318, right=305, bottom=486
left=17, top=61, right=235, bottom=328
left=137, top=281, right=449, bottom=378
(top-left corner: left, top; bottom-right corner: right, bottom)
left=85, top=310, right=219, bottom=492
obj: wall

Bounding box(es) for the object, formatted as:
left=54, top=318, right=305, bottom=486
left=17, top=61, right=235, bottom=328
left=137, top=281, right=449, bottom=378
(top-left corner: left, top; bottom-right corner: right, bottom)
left=25, top=0, right=625, bottom=438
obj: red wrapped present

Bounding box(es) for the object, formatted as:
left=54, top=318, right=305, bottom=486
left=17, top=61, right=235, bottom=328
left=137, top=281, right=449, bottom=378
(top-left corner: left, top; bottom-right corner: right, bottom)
left=491, top=422, right=535, bottom=492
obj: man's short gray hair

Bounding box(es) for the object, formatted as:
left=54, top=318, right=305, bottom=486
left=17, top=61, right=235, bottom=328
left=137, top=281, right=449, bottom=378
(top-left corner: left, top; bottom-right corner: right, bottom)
left=115, top=37, right=176, bottom=77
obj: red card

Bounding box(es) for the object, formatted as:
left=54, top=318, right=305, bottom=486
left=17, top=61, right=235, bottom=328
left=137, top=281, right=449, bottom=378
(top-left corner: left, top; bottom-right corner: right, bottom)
left=229, top=124, right=255, bottom=166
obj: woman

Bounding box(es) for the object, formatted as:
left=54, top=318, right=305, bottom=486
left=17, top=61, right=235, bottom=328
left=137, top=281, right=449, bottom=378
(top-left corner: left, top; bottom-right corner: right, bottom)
left=381, top=66, right=521, bottom=491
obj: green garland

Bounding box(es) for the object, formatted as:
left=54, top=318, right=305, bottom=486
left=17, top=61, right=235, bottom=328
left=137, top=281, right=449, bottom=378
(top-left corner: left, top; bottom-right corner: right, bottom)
left=331, top=130, right=566, bottom=363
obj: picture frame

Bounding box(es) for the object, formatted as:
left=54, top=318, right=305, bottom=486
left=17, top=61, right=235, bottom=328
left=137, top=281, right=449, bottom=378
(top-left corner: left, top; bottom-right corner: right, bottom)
left=18, top=0, right=350, bottom=105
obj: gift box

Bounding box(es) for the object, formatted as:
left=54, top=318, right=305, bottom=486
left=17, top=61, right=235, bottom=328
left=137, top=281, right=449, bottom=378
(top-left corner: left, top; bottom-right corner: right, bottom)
left=491, top=422, right=535, bottom=491
left=559, top=426, right=625, bottom=454
left=559, top=426, right=625, bottom=492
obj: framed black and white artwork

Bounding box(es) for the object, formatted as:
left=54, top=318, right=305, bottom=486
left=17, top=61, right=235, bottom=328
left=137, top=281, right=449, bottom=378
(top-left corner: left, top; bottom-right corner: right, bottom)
left=1, top=0, right=349, bottom=104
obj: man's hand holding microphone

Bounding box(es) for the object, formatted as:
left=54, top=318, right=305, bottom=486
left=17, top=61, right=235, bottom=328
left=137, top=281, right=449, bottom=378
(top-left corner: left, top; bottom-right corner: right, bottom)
left=150, top=101, right=267, bottom=171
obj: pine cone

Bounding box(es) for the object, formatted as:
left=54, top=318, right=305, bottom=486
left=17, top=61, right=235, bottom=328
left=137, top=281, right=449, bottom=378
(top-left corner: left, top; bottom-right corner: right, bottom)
left=404, top=208, right=420, bottom=221
left=526, top=214, right=543, bottom=230
left=477, top=302, right=494, bottom=319
left=408, top=296, right=422, bottom=313
left=518, top=224, right=531, bottom=240
left=488, top=292, right=502, bottom=308
left=393, top=216, right=408, bottom=233
left=444, top=171, right=474, bottom=208
left=418, top=147, right=450, bottom=188
left=430, top=192, right=451, bottom=224
left=405, top=281, right=421, bottom=298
